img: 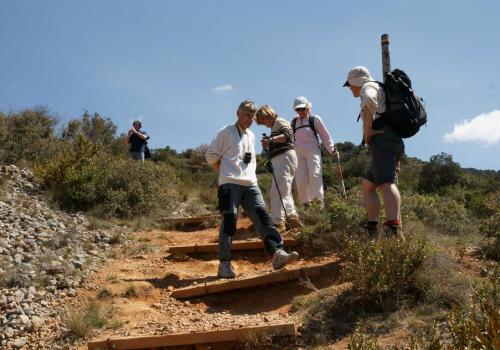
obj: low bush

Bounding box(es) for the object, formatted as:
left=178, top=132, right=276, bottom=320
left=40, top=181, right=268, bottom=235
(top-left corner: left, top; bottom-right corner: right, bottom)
left=298, top=190, right=365, bottom=252
left=35, top=135, right=180, bottom=218
left=403, top=194, right=472, bottom=235
left=479, top=192, right=500, bottom=260
left=409, top=267, right=499, bottom=349
left=342, top=235, right=428, bottom=300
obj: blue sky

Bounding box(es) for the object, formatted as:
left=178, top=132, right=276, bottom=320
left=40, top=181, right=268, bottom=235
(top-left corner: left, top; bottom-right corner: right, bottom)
left=1, top=1, right=499, bottom=170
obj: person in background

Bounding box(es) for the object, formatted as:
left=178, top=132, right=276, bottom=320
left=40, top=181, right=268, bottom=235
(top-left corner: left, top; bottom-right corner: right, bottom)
left=291, top=96, right=337, bottom=207
left=255, top=105, right=301, bottom=232
left=343, top=66, right=404, bottom=240
left=127, top=120, right=149, bottom=161
left=205, top=100, right=299, bottom=279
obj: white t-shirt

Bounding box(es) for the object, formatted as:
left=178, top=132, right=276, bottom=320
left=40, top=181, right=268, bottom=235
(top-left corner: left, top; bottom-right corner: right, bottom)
left=360, top=82, right=386, bottom=119
left=205, top=124, right=257, bottom=186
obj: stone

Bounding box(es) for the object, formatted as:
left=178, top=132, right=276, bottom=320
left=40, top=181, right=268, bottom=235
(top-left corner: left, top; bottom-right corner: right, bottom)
left=13, top=291, right=24, bottom=303
left=13, top=337, right=27, bottom=348
left=19, top=314, right=30, bottom=325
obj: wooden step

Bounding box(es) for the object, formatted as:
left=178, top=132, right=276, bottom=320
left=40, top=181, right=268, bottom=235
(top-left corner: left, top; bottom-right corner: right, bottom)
left=87, top=323, right=296, bottom=350
left=168, top=238, right=299, bottom=254
left=161, top=214, right=219, bottom=226
left=171, top=262, right=337, bottom=299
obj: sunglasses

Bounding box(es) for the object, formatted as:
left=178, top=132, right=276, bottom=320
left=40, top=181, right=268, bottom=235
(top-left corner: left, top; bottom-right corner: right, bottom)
left=295, top=107, right=307, bottom=112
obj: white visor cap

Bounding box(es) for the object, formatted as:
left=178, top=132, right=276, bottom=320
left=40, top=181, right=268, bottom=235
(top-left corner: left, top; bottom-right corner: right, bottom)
left=293, top=96, right=311, bottom=110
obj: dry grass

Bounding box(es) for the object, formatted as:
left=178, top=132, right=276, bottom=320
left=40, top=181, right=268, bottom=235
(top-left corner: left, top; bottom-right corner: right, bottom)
left=64, top=301, right=108, bottom=339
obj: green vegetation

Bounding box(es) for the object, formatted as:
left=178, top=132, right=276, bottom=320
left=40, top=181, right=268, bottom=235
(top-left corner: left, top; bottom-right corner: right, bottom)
left=0, top=108, right=216, bottom=221
left=2, top=106, right=499, bottom=347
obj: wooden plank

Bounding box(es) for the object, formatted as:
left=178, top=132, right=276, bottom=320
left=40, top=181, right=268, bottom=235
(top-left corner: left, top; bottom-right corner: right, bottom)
left=161, top=214, right=219, bottom=225
left=171, top=263, right=326, bottom=299
left=168, top=238, right=299, bottom=254
left=88, top=323, right=296, bottom=350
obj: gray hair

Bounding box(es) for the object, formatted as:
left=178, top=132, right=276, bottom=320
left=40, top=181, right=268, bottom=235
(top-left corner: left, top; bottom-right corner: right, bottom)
left=238, top=99, right=257, bottom=113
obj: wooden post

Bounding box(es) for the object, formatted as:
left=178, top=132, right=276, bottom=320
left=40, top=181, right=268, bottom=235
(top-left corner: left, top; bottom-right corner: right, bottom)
left=381, top=34, right=391, bottom=82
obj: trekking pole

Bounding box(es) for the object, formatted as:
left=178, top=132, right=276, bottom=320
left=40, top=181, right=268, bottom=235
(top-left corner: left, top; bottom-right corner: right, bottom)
left=262, top=134, right=290, bottom=229
left=336, top=150, right=347, bottom=199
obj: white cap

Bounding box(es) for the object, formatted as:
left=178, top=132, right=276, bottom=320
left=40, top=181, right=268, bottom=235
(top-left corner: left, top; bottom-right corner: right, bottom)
left=343, top=66, right=373, bottom=87
left=293, top=96, right=311, bottom=110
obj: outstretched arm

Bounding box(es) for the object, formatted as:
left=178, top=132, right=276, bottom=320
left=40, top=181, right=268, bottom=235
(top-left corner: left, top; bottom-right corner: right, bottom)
left=315, top=117, right=337, bottom=156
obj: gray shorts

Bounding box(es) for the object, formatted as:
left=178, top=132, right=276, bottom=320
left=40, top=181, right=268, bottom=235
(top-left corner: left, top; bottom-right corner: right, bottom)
left=365, top=125, right=404, bottom=186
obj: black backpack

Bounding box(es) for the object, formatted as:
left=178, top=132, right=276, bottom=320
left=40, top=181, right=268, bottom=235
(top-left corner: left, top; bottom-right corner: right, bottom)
left=374, top=69, right=427, bottom=138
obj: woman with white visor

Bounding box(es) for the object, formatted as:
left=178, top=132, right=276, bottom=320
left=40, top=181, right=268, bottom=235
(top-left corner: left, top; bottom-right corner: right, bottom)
left=291, top=96, right=337, bottom=206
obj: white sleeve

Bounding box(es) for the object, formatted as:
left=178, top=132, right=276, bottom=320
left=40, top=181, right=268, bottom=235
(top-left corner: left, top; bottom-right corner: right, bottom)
left=205, top=127, right=227, bottom=164
left=314, top=116, right=336, bottom=155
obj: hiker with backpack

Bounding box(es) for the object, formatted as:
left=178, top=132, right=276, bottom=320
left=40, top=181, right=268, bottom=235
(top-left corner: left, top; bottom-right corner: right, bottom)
left=291, top=96, right=337, bottom=207
left=255, top=105, right=301, bottom=232
left=343, top=66, right=405, bottom=240
left=205, top=100, right=299, bottom=279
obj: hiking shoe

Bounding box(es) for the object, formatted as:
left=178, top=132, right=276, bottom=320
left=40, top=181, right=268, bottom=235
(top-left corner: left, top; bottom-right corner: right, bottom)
left=365, top=221, right=380, bottom=242
left=385, top=225, right=405, bottom=241
left=272, top=249, right=299, bottom=270
left=217, top=261, right=236, bottom=279
left=368, top=228, right=381, bottom=242
left=288, top=216, right=303, bottom=229
left=274, top=222, right=286, bottom=232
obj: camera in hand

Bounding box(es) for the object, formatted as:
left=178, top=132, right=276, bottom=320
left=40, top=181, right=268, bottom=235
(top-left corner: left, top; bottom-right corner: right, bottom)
left=243, top=152, right=252, bottom=164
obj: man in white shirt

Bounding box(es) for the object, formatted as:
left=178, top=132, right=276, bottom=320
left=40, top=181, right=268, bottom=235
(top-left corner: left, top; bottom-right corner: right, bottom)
left=206, top=100, right=299, bottom=279
left=343, top=66, right=405, bottom=240
left=291, top=96, right=337, bottom=206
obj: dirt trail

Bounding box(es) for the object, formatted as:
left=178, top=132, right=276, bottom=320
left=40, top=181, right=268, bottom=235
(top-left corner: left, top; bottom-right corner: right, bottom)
left=77, top=218, right=342, bottom=348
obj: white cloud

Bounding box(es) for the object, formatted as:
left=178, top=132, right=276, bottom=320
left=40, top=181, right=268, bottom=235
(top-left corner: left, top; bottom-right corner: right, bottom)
left=212, top=84, right=233, bottom=94
left=443, top=110, right=500, bottom=145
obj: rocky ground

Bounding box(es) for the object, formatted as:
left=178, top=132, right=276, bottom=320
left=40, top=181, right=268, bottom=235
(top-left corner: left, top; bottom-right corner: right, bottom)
left=0, top=165, right=129, bottom=349
left=0, top=164, right=341, bottom=349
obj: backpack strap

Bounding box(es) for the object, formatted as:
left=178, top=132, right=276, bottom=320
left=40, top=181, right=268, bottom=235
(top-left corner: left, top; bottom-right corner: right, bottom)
left=308, top=115, right=319, bottom=142
left=292, top=115, right=320, bottom=143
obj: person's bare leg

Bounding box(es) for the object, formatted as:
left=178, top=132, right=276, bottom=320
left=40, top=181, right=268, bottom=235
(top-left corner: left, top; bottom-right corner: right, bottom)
left=362, top=179, right=380, bottom=221
left=379, top=182, right=401, bottom=221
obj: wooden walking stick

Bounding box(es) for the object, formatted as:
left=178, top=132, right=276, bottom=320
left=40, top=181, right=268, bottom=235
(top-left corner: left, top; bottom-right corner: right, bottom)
left=381, top=34, right=391, bottom=82
left=381, top=34, right=402, bottom=226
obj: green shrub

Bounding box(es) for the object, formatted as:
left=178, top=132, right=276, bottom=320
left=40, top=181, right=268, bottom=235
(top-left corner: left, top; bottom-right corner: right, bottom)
left=0, top=107, right=58, bottom=165
left=410, top=267, right=500, bottom=349
left=348, top=329, right=381, bottom=350
left=479, top=192, right=500, bottom=260
left=403, top=194, right=471, bottom=235
left=418, top=153, right=461, bottom=194
left=35, top=135, right=180, bottom=218
left=342, top=235, right=428, bottom=299
left=298, top=190, right=365, bottom=252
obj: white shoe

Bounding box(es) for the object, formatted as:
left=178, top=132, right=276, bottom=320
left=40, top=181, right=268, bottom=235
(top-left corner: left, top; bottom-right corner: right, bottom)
left=272, top=249, right=299, bottom=270
left=217, top=261, right=236, bottom=279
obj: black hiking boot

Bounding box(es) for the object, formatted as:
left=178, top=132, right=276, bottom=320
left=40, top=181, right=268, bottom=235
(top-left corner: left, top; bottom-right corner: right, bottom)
left=364, top=221, right=380, bottom=242
left=384, top=221, right=405, bottom=241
